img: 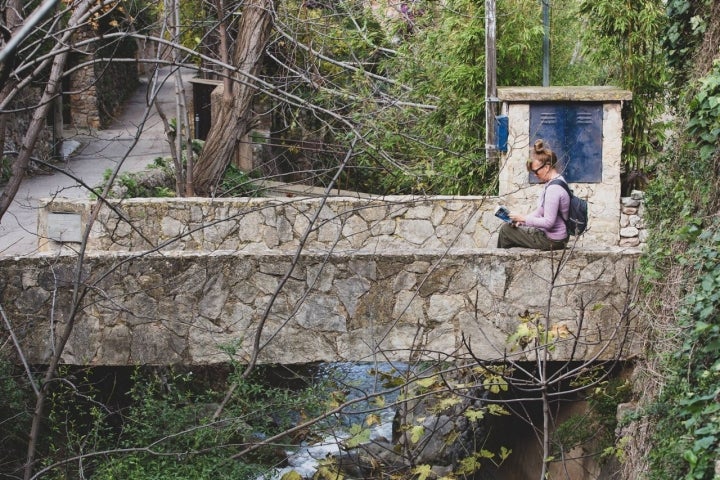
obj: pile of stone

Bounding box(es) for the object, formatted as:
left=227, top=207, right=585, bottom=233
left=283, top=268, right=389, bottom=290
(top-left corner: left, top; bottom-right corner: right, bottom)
left=619, top=190, right=645, bottom=248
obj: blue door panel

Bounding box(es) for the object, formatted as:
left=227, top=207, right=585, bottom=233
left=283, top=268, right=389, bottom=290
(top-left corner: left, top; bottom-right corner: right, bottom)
left=529, top=102, right=603, bottom=183
left=529, top=104, right=565, bottom=172
left=566, top=104, right=603, bottom=182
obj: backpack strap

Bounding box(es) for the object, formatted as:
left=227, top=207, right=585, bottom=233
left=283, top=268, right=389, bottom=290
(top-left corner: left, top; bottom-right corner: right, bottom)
left=545, top=178, right=571, bottom=224
left=548, top=178, right=571, bottom=197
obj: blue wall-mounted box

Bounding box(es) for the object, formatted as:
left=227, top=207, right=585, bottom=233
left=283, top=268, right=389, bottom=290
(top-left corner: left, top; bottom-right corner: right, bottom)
left=495, top=114, right=509, bottom=152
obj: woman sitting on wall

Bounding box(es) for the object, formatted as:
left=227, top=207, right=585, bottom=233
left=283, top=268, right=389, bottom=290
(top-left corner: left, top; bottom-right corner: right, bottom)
left=497, top=139, right=569, bottom=250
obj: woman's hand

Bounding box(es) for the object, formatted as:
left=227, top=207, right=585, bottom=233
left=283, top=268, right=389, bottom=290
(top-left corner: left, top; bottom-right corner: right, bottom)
left=509, top=212, right=526, bottom=225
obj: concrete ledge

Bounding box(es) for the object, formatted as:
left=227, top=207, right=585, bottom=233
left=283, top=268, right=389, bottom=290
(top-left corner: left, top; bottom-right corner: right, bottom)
left=498, top=86, right=633, bottom=102
left=1, top=248, right=642, bottom=366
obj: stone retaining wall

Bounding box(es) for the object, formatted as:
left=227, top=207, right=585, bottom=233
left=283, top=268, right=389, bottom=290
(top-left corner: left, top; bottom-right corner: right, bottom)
left=1, top=248, right=641, bottom=366
left=68, top=26, right=139, bottom=129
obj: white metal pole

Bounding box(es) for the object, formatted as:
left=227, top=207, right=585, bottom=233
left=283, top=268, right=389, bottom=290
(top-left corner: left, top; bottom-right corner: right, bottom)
left=486, top=0, right=497, bottom=162
left=542, top=0, right=550, bottom=86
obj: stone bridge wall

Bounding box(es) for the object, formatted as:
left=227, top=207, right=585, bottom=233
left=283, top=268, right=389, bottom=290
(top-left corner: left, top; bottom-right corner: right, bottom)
left=6, top=85, right=645, bottom=367
left=37, top=193, right=644, bottom=254
left=22, top=195, right=646, bottom=366
left=1, top=248, right=641, bottom=366
left=39, top=196, right=509, bottom=253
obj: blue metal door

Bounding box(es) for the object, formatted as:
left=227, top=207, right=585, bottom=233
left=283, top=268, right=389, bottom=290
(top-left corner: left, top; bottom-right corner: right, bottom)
left=529, top=102, right=603, bottom=183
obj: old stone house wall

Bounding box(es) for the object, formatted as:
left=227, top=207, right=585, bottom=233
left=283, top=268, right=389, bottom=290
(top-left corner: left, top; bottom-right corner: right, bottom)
left=1, top=25, right=139, bottom=164
left=68, top=26, right=139, bottom=129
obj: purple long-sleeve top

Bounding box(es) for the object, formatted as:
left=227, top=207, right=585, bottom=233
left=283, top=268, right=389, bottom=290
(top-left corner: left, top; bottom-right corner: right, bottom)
left=523, top=177, right=570, bottom=241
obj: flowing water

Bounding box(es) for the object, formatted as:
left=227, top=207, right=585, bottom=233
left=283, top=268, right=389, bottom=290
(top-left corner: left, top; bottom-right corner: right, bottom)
left=261, top=361, right=406, bottom=479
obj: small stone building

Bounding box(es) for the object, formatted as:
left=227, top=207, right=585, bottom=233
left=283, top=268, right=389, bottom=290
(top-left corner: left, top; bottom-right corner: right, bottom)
left=496, top=86, right=634, bottom=247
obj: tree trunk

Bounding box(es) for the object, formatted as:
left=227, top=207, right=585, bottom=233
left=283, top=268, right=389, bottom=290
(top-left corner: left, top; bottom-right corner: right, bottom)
left=0, top=1, right=93, bottom=224
left=192, top=0, right=273, bottom=196
left=13, top=6, right=97, bottom=476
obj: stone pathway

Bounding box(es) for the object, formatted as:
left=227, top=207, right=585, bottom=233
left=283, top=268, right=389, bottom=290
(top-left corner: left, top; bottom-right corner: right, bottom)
left=0, top=66, right=194, bottom=257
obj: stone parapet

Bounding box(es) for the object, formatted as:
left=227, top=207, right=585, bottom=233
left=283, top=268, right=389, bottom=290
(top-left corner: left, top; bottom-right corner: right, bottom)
left=1, top=247, right=642, bottom=366
left=37, top=196, right=520, bottom=253
left=37, top=194, right=641, bottom=254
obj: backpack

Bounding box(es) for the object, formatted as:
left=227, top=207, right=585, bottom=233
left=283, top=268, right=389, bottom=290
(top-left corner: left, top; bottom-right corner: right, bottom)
left=548, top=178, right=588, bottom=236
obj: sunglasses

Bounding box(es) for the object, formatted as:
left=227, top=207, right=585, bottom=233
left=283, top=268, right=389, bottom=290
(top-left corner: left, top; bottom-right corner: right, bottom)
left=531, top=163, right=547, bottom=175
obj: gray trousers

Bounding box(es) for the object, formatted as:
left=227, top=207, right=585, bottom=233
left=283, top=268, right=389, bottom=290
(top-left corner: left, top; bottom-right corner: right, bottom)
left=497, top=223, right=568, bottom=250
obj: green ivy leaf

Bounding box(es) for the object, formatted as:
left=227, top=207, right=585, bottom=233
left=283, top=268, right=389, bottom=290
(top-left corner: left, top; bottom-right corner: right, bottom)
left=344, top=423, right=371, bottom=448
left=410, top=425, right=425, bottom=444
left=500, top=446, right=512, bottom=461
left=412, top=464, right=432, bottom=480
left=464, top=408, right=485, bottom=422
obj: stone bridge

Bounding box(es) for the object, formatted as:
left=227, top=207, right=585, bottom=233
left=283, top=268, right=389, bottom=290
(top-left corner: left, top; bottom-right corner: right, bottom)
left=0, top=86, right=644, bottom=366
left=0, top=193, right=642, bottom=366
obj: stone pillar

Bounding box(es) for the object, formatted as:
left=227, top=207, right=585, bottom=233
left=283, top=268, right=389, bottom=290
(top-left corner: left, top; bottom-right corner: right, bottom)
left=497, top=86, right=632, bottom=247
left=68, top=26, right=102, bottom=129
